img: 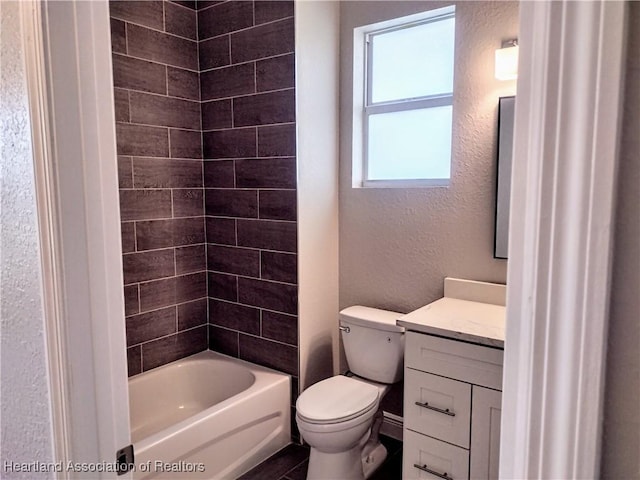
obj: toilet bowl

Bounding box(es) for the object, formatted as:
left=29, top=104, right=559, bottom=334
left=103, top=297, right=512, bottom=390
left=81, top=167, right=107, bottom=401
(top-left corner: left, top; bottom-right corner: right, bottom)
left=295, top=306, right=404, bottom=480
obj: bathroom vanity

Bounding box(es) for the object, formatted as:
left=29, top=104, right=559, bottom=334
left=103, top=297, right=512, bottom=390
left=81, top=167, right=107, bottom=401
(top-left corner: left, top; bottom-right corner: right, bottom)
left=398, top=278, right=506, bottom=480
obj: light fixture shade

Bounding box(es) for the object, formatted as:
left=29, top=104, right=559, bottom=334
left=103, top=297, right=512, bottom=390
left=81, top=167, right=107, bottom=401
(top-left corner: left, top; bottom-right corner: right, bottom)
left=495, top=45, right=519, bottom=81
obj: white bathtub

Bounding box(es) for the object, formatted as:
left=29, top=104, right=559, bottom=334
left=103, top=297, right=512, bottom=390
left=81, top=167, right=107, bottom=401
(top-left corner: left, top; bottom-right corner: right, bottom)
left=129, top=350, right=291, bottom=479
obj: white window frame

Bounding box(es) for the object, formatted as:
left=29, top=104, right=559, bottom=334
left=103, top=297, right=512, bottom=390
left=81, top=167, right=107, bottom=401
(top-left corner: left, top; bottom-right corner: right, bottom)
left=353, top=6, right=455, bottom=189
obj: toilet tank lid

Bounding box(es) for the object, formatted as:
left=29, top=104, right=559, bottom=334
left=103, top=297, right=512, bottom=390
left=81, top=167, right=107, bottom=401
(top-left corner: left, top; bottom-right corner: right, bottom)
left=339, top=306, right=404, bottom=333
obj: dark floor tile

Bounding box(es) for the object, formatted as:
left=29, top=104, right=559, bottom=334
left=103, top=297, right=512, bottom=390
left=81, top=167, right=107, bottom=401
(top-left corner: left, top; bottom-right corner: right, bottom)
left=255, top=1, right=294, bottom=25
left=369, top=449, right=403, bottom=480
left=199, top=36, right=230, bottom=71
left=198, top=0, right=253, bottom=40
left=126, top=306, right=176, bottom=346
left=168, top=67, right=200, bottom=100
left=175, top=244, right=206, bottom=274
left=238, top=277, right=297, bottom=315
left=231, top=17, right=294, bottom=63
left=178, top=298, right=207, bottom=330
left=283, top=459, right=308, bottom=480
left=239, top=333, right=298, bottom=376
left=233, top=89, right=295, bottom=127
left=209, top=299, right=260, bottom=335
left=109, top=0, right=164, bottom=30
left=206, top=216, right=236, bottom=245
left=261, top=251, right=297, bottom=284
left=262, top=310, right=297, bottom=346
left=165, top=1, right=197, bottom=40
left=237, top=219, right=297, bottom=252
left=110, top=18, right=126, bottom=54
left=200, top=63, right=255, bottom=101
left=127, top=23, right=198, bottom=71
left=209, top=325, right=239, bottom=357
left=119, top=189, right=172, bottom=221
left=258, top=124, right=296, bottom=157
left=170, top=128, right=203, bottom=159
left=257, top=53, right=295, bottom=92
left=203, top=128, right=256, bottom=159
left=259, top=190, right=297, bottom=221
left=205, top=188, right=257, bottom=218
left=129, top=91, right=200, bottom=130
left=238, top=444, right=309, bottom=480
left=141, top=325, right=207, bottom=371
left=127, top=346, right=142, bottom=376
left=208, top=244, right=260, bottom=277
left=173, top=189, right=205, bottom=217
left=122, top=248, right=175, bottom=284
left=235, top=157, right=296, bottom=189
left=112, top=54, right=167, bottom=95
left=133, top=157, right=203, bottom=188
left=116, top=123, right=169, bottom=157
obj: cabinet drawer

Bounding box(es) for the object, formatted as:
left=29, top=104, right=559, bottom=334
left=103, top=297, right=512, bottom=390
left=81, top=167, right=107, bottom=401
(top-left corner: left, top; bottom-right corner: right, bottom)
left=406, top=332, right=503, bottom=390
left=403, top=429, right=470, bottom=480
left=405, top=368, right=471, bottom=448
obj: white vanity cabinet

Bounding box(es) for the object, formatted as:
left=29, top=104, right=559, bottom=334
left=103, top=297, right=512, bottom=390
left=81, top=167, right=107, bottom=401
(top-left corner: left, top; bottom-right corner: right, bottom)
left=402, top=331, right=504, bottom=480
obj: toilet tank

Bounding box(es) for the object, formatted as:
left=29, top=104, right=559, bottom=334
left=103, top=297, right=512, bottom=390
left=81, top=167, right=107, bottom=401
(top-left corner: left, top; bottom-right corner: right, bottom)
left=340, top=306, right=405, bottom=384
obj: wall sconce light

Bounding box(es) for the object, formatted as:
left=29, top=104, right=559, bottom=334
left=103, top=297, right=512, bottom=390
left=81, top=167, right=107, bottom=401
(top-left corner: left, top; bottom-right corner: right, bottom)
left=495, top=39, right=519, bottom=81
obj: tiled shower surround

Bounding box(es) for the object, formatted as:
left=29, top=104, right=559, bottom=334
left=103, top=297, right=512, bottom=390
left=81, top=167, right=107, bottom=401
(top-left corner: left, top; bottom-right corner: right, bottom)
left=110, top=0, right=298, bottom=398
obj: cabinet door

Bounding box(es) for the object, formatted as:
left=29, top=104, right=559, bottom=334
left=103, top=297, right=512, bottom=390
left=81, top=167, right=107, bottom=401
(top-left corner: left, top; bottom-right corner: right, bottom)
left=469, top=386, right=502, bottom=479
left=403, top=429, right=470, bottom=480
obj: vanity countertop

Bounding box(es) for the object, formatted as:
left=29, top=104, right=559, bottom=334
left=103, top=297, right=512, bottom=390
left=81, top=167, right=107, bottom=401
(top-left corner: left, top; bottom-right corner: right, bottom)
left=397, top=278, right=506, bottom=348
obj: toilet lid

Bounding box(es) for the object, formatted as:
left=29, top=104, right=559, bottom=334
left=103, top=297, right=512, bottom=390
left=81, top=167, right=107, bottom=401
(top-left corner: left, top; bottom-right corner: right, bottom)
left=296, top=376, right=380, bottom=424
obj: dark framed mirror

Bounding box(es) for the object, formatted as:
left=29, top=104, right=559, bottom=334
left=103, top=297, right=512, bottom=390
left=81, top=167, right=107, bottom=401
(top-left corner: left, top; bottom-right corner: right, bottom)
left=494, top=96, right=515, bottom=259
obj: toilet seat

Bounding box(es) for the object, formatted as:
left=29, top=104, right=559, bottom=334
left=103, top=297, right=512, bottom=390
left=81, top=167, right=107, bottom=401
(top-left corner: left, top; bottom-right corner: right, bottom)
left=296, top=376, right=380, bottom=425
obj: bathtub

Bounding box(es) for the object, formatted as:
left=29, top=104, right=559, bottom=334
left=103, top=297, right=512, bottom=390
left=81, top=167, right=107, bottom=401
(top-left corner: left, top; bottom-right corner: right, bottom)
left=129, top=350, right=291, bottom=479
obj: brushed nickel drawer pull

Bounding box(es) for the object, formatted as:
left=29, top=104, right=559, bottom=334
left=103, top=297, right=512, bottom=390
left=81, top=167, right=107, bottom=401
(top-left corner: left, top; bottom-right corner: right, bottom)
left=415, top=401, right=456, bottom=417
left=413, top=463, right=453, bottom=479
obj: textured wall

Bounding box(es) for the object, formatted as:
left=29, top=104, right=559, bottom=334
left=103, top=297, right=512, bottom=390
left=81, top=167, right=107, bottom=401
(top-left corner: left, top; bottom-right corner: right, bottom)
left=0, top=1, right=55, bottom=476
left=109, top=0, right=208, bottom=376
left=198, top=0, right=299, bottom=423
left=600, top=3, right=640, bottom=477
left=339, top=1, right=517, bottom=315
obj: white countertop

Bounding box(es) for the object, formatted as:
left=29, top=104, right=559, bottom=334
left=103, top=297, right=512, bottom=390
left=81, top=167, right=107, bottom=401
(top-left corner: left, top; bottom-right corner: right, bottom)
left=397, top=278, right=506, bottom=348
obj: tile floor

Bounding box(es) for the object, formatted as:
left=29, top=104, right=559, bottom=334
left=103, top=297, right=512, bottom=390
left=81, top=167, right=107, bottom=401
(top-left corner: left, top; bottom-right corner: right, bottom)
left=239, top=435, right=403, bottom=480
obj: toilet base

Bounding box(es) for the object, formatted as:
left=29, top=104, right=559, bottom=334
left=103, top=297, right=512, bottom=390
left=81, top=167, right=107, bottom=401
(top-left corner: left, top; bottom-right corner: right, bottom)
left=362, top=442, right=388, bottom=479
left=304, top=440, right=387, bottom=480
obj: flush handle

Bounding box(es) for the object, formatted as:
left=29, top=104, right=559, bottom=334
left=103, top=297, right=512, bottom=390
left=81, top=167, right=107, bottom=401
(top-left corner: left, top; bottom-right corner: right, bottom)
left=413, top=463, right=453, bottom=480
left=415, top=401, right=456, bottom=417
left=339, top=326, right=350, bottom=333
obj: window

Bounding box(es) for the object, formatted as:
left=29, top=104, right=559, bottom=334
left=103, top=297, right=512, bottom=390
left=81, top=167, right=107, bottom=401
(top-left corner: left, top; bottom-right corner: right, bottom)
left=353, top=7, right=456, bottom=187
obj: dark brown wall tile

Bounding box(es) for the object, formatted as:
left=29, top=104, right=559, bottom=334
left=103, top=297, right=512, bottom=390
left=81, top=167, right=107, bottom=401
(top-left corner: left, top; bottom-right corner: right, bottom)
left=198, top=0, right=225, bottom=10
left=139, top=277, right=176, bottom=312
left=207, top=244, right=259, bottom=276
left=171, top=0, right=196, bottom=9
left=128, top=24, right=198, bottom=70
left=176, top=272, right=207, bottom=302
left=202, top=100, right=232, bottom=130
left=142, top=326, right=207, bottom=371
left=208, top=271, right=238, bottom=301
left=198, top=1, right=253, bottom=40
left=259, top=189, right=296, bottom=221
left=256, top=53, right=295, bottom=92
left=118, top=156, right=133, bottom=188
left=170, top=129, right=203, bottom=159
left=176, top=244, right=206, bottom=274
left=199, top=36, right=231, bottom=70
left=237, top=219, right=296, bottom=252
left=239, top=334, right=297, bottom=376
left=204, top=160, right=235, bottom=188
left=261, top=251, right=297, bottom=284
left=133, top=157, right=203, bottom=188
left=119, top=189, right=172, bottom=221
left=114, top=88, right=130, bottom=122
left=209, top=325, right=239, bottom=357
left=123, top=248, right=175, bottom=284
left=254, top=1, right=294, bottom=24
left=124, top=285, right=139, bottom=316
left=168, top=67, right=200, bottom=100
left=173, top=189, right=204, bottom=217
left=165, top=1, right=197, bottom=39
left=258, top=124, right=296, bottom=157
left=205, top=189, right=257, bottom=218
left=231, top=18, right=294, bottom=63
left=178, top=298, right=207, bottom=330
left=203, top=128, right=256, bottom=159
left=136, top=217, right=205, bottom=250
left=200, top=64, right=255, bottom=101
left=238, top=277, right=297, bottom=314
left=262, top=311, right=297, bottom=346
left=121, top=222, right=136, bottom=253
left=206, top=217, right=236, bottom=245
left=130, top=92, right=201, bottom=130
left=126, top=306, right=176, bottom=346
left=127, top=346, right=142, bottom=376
left=116, top=123, right=169, bottom=157
left=110, top=1, right=164, bottom=30
left=209, top=299, right=260, bottom=335
left=111, top=18, right=127, bottom=54
left=112, top=54, right=167, bottom=95
left=233, top=89, right=295, bottom=127
left=235, top=157, right=296, bottom=189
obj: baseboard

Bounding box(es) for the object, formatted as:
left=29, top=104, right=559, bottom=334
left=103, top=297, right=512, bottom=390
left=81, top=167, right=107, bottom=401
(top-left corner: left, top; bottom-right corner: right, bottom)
left=381, top=412, right=403, bottom=441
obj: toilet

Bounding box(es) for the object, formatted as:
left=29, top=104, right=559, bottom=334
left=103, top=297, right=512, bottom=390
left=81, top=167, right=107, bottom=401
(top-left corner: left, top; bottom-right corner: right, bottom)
left=295, top=306, right=405, bottom=480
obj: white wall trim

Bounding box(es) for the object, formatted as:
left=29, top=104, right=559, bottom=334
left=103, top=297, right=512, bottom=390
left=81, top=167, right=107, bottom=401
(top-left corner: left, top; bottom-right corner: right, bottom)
left=501, top=1, right=627, bottom=478
left=33, top=0, right=131, bottom=474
